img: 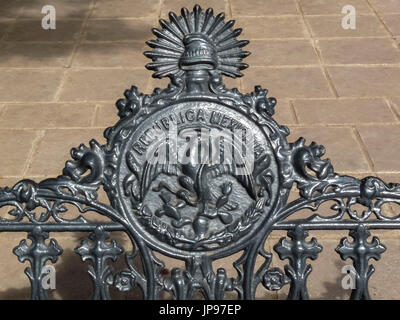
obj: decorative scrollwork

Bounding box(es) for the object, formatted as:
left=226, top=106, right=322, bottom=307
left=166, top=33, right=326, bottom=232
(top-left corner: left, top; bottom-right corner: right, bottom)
left=0, top=179, right=119, bottom=224
left=1, top=4, right=400, bottom=301
left=113, top=244, right=147, bottom=295
left=262, top=268, right=290, bottom=291
left=63, top=140, right=106, bottom=187
left=13, top=227, right=63, bottom=300
left=336, top=225, right=386, bottom=300
left=115, top=81, right=184, bottom=122
left=160, top=256, right=236, bottom=300
left=278, top=137, right=336, bottom=199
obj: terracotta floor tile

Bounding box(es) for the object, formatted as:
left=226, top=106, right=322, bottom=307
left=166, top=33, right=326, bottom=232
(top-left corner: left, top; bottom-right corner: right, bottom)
left=73, top=42, right=148, bottom=68
left=243, top=67, right=333, bottom=99
left=94, top=103, right=120, bottom=128
left=5, top=20, right=83, bottom=42
left=84, top=18, right=156, bottom=41
left=0, top=130, right=38, bottom=176
left=221, top=76, right=242, bottom=90
left=327, top=66, right=400, bottom=97
left=382, top=14, right=400, bottom=36
left=299, top=0, right=373, bottom=15
left=0, top=0, right=23, bottom=19
left=0, top=103, right=95, bottom=129
left=59, top=69, right=150, bottom=102
left=19, top=0, right=91, bottom=19
left=27, top=129, right=105, bottom=176
left=247, top=39, right=319, bottom=66
left=0, top=20, right=15, bottom=39
left=235, top=16, right=309, bottom=39
left=369, top=0, right=400, bottom=14
left=288, top=126, right=370, bottom=172
left=161, top=0, right=227, bottom=19
left=376, top=172, right=400, bottom=183
left=273, top=99, right=297, bottom=125
left=306, top=15, right=388, bottom=37
left=0, top=70, right=63, bottom=102
left=148, top=76, right=174, bottom=91
left=0, top=177, right=20, bottom=188
left=293, top=98, right=396, bottom=124
left=0, top=42, right=74, bottom=67
left=317, top=38, right=400, bottom=64
left=368, top=239, right=400, bottom=299
left=357, top=124, right=400, bottom=172
left=231, top=0, right=299, bottom=16
left=93, top=0, right=161, bottom=18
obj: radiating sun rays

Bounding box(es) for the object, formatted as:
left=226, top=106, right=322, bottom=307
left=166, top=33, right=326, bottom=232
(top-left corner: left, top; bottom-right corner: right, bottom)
left=144, top=5, right=250, bottom=79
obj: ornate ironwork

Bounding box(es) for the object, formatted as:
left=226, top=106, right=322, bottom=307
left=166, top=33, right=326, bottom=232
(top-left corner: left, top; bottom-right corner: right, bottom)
left=336, top=225, right=386, bottom=300
left=13, top=227, right=63, bottom=300
left=274, top=227, right=322, bottom=299
left=0, top=5, right=399, bottom=300
left=75, top=227, right=124, bottom=300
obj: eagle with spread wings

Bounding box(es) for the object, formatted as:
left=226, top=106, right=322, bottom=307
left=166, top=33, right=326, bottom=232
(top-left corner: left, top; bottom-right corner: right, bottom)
left=127, top=134, right=273, bottom=239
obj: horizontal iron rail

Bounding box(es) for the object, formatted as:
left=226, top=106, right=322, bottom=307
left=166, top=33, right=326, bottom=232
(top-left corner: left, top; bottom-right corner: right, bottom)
left=0, top=222, right=125, bottom=232
left=0, top=221, right=399, bottom=232
left=274, top=221, right=400, bottom=230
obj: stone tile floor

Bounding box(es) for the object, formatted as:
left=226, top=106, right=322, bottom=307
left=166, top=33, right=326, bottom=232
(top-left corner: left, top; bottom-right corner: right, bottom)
left=0, top=0, right=400, bottom=299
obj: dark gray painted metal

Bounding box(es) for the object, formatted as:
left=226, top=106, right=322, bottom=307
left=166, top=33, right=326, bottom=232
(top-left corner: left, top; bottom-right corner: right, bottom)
left=0, top=5, right=400, bottom=300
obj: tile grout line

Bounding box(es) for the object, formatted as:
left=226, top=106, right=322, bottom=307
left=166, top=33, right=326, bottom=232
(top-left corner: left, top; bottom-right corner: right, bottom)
left=52, top=69, right=68, bottom=102
left=287, top=122, right=400, bottom=127
left=91, top=104, right=100, bottom=127
left=144, top=0, right=163, bottom=93
left=53, top=0, right=97, bottom=102
left=21, top=130, right=46, bottom=179
left=0, top=66, right=150, bottom=71
left=1, top=63, right=400, bottom=71
left=2, top=123, right=400, bottom=130
left=8, top=13, right=383, bottom=21
left=249, top=63, right=400, bottom=68
left=227, top=0, right=233, bottom=19
left=365, top=0, right=400, bottom=52
left=65, top=0, right=97, bottom=69
left=2, top=63, right=400, bottom=70
left=0, top=18, right=17, bottom=42
left=0, top=4, right=23, bottom=42
left=157, top=0, right=163, bottom=20
left=351, top=126, right=375, bottom=173
left=1, top=35, right=394, bottom=44
left=0, top=104, right=6, bottom=120
left=288, top=100, right=300, bottom=124
left=384, top=97, right=400, bottom=122
left=0, top=95, right=394, bottom=102
left=4, top=101, right=400, bottom=108
left=294, top=0, right=339, bottom=98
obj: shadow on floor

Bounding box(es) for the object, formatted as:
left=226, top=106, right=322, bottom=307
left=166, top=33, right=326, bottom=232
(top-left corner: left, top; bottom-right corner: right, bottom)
left=0, top=0, right=155, bottom=66
left=0, top=231, right=144, bottom=300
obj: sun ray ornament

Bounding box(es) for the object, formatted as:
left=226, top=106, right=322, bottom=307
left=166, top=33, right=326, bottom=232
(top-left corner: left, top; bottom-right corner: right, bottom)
left=144, top=5, right=250, bottom=90
left=1, top=5, right=400, bottom=300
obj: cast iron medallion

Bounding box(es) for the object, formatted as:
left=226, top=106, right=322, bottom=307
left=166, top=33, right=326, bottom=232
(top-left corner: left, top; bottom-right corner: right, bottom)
left=104, top=5, right=282, bottom=255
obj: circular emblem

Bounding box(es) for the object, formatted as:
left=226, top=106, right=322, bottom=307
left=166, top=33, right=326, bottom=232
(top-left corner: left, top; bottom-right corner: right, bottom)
left=107, top=5, right=281, bottom=256
left=117, top=101, right=279, bottom=253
